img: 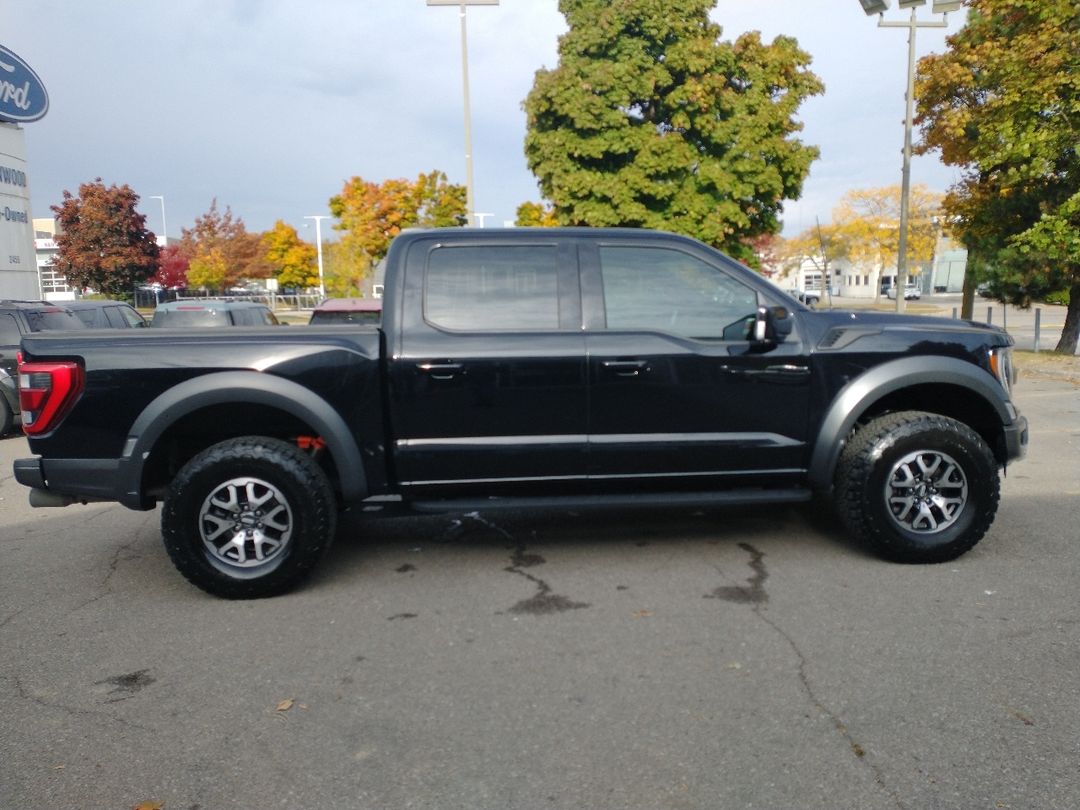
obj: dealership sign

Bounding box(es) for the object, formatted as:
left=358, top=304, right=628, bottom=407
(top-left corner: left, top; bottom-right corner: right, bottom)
left=0, top=44, right=49, bottom=123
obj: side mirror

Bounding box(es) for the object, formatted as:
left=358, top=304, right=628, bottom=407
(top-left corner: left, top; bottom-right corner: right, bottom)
left=753, top=305, right=793, bottom=343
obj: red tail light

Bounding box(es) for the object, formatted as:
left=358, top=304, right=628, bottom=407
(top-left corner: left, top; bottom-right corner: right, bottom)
left=18, top=359, right=84, bottom=435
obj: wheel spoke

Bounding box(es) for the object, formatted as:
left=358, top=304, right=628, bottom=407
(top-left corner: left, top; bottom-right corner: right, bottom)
left=251, top=532, right=282, bottom=561
left=202, top=513, right=235, bottom=542
left=262, top=505, right=289, bottom=532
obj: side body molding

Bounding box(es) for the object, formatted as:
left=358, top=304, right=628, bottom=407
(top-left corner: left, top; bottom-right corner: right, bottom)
left=807, top=356, right=1013, bottom=491
left=117, top=371, right=367, bottom=508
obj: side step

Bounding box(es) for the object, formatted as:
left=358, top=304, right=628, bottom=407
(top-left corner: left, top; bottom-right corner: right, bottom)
left=406, top=488, right=813, bottom=515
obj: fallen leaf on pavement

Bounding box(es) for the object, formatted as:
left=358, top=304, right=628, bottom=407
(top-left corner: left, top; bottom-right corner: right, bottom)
left=276, top=698, right=295, bottom=712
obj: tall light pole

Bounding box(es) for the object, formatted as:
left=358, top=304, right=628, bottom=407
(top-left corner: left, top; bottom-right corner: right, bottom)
left=859, top=0, right=959, bottom=312
left=427, top=0, right=499, bottom=227
left=304, top=215, right=329, bottom=300
left=149, top=195, right=167, bottom=245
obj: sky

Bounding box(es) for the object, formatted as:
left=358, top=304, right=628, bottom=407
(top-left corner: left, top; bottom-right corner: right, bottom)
left=7, top=0, right=967, bottom=243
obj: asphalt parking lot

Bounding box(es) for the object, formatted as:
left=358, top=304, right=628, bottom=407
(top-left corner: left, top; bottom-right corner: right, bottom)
left=1, top=373, right=1078, bottom=810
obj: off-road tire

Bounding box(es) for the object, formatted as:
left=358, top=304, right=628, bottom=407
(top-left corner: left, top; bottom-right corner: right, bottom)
left=835, top=411, right=999, bottom=563
left=162, top=436, right=337, bottom=598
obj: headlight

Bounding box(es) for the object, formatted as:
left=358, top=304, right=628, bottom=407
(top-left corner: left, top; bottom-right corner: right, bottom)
left=989, top=347, right=1015, bottom=395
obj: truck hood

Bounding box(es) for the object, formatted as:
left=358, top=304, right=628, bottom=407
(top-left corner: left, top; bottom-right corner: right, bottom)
left=806, top=309, right=1012, bottom=342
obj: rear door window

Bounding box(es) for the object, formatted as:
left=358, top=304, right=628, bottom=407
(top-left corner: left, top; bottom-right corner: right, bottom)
left=73, top=309, right=101, bottom=328
left=106, top=305, right=145, bottom=328
left=424, top=245, right=560, bottom=331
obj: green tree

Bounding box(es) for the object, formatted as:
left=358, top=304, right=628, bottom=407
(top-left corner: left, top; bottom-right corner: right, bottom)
left=49, top=178, right=159, bottom=298
left=523, top=0, right=823, bottom=262
left=916, top=0, right=1080, bottom=352
left=329, top=170, right=467, bottom=264
left=262, top=220, right=318, bottom=289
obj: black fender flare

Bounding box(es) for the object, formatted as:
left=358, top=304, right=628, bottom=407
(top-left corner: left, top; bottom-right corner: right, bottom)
left=807, top=356, right=1013, bottom=491
left=116, top=371, right=367, bottom=508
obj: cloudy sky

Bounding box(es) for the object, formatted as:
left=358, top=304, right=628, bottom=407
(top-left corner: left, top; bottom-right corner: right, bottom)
left=8, top=0, right=965, bottom=242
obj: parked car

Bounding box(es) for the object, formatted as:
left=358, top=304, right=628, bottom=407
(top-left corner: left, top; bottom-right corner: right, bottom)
left=151, top=300, right=280, bottom=327
left=14, top=228, right=1026, bottom=598
left=886, top=283, right=922, bottom=300
left=787, top=290, right=820, bottom=308
left=309, top=297, right=382, bottom=325
left=0, top=300, right=86, bottom=435
left=66, top=299, right=147, bottom=329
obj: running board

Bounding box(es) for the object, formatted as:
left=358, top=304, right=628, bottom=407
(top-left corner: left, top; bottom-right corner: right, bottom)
left=407, top=488, right=813, bottom=514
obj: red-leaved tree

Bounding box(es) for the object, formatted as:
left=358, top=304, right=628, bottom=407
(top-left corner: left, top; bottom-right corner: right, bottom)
left=50, top=178, right=160, bottom=298
left=152, top=244, right=190, bottom=289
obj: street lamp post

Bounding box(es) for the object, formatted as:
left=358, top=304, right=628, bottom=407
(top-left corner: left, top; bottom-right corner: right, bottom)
left=427, top=0, right=499, bottom=227
left=304, top=215, right=329, bottom=300
left=149, top=195, right=167, bottom=245
left=859, top=0, right=958, bottom=312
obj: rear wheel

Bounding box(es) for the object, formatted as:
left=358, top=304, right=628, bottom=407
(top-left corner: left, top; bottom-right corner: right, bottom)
left=835, top=411, right=999, bottom=563
left=162, top=436, right=336, bottom=598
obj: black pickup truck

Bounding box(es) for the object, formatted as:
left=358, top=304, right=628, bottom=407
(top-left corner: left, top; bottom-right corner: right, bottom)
left=13, top=228, right=1027, bottom=598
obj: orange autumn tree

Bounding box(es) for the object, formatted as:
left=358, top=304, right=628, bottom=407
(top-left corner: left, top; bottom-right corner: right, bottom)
left=329, top=170, right=466, bottom=265
left=262, top=220, right=318, bottom=290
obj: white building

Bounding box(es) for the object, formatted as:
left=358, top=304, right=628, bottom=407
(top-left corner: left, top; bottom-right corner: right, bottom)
left=0, top=122, right=40, bottom=299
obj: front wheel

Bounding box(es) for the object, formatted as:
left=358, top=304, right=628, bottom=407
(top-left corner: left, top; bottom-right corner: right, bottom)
left=835, top=411, right=1000, bottom=563
left=162, top=436, right=337, bottom=598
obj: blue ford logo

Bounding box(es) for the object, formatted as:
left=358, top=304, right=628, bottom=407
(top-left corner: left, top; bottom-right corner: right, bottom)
left=0, top=44, right=49, bottom=123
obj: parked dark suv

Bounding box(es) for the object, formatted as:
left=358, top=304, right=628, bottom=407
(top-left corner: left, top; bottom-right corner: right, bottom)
left=0, top=300, right=87, bottom=435
left=151, top=300, right=280, bottom=327
left=66, top=299, right=147, bottom=329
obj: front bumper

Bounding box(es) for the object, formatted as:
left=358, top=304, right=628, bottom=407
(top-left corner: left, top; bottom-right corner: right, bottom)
left=1004, top=414, right=1028, bottom=462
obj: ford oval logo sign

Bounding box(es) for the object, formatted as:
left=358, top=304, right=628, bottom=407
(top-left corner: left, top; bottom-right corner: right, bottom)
left=0, top=45, right=49, bottom=123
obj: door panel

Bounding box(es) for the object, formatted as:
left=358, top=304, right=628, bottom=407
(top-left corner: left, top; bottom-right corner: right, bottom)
left=389, top=239, right=588, bottom=491
left=584, top=244, right=811, bottom=485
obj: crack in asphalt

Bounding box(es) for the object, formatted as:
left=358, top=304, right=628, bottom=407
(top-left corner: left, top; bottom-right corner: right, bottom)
left=9, top=674, right=156, bottom=733
left=68, top=537, right=144, bottom=615
left=0, top=606, right=27, bottom=630
left=460, top=512, right=591, bottom=616
left=708, top=543, right=906, bottom=810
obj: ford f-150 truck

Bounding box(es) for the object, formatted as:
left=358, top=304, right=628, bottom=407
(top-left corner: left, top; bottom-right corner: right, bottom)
left=13, top=228, right=1028, bottom=598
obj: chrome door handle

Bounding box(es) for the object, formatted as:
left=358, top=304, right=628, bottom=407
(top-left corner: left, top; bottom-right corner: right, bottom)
left=602, top=360, right=648, bottom=377
left=416, top=362, right=464, bottom=380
